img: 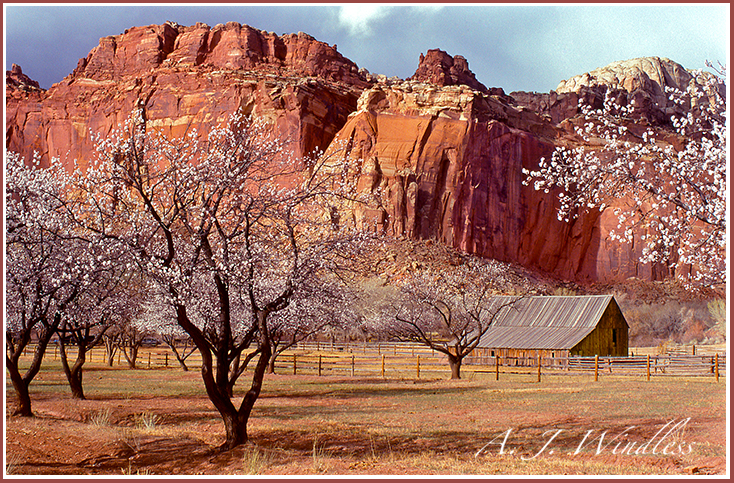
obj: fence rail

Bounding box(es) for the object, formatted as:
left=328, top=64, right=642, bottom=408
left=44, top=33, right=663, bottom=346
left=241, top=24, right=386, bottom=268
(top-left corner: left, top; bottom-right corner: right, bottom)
left=27, top=341, right=727, bottom=381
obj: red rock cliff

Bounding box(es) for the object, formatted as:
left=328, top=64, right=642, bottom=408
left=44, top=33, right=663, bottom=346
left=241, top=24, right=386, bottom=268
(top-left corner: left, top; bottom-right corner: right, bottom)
left=6, top=26, right=688, bottom=285
left=6, top=22, right=370, bottom=169
left=331, top=80, right=618, bottom=282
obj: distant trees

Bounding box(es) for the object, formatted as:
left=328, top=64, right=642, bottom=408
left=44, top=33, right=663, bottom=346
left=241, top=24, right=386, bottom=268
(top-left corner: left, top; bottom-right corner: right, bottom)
left=524, top=67, right=726, bottom=288
left=265, top=278, right=359, bottom=374
left=6, top=150, right=147, bottom=408
left=66, top=112, right=372, bottom=450
left=55, top=246, right=143, bottom=398
left=368, top=258, right=530, bottom=379
left=138, top=294, right=198, bottom=371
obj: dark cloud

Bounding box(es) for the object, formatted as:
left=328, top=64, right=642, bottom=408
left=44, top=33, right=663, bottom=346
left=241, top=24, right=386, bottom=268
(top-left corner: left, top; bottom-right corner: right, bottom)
left=4, top=5, right=729, bottom=92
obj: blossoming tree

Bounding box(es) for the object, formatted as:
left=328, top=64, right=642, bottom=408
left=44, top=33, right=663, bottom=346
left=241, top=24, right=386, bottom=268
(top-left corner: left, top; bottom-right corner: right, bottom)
left=69, top=112, right=372, bottom=450
left=524, top=67, right=726, bottom=288
left=368, top=258, right=530, bottom=379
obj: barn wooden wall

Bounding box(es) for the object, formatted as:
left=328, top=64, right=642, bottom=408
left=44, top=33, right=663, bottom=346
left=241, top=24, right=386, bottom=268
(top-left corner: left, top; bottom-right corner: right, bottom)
left=570, top=299, right=629, bottom=357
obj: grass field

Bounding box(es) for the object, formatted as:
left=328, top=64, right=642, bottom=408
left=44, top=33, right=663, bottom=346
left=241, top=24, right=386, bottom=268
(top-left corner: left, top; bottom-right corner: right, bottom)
left=5, top=348, right=728, bottom=476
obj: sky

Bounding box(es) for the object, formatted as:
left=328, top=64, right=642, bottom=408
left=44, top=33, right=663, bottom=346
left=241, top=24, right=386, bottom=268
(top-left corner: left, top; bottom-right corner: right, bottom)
left=3, top=3, right=731, bottom=94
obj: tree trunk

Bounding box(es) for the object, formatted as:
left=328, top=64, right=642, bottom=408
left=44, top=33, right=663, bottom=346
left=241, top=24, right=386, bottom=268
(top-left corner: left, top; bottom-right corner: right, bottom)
left=122, top=345, right=138, bottom=369
left=6, top=359, right=33, bottom=416
left=267, top=353, right=277, bottom=374
left=58, top=339, right=87, bottom=399
left=68, top=367, right=85, bottom=399
left=6, top=321, right=58, bottom=416
left=221, top=408, right=250, bottom=450
left=219, top=312, right=273, bottom=451
left=266, top=342, right=280, bottom=374
left=223, top=339, right=271, bottom=450
left=177, top=357, right=189, bottom=372
left=448, top=354, right=462, bottom=380
left=167, top=344, right=190, bottom=371
left=104, top=338, right=117, bottom=367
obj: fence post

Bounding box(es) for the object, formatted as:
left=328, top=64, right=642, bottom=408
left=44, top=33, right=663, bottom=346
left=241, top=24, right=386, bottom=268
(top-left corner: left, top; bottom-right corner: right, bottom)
left=715, top=353, right=719, bottom=382
left=381, top=354, right=385, bottom=378
left=148, top=352, right=151, bottom=368
left=594, top=355, right=599, bottom=382
left=646, top=355, right=650, bottom=381
left=318, top=354, right=322, bottom=376
left=495, top=355, right=500, bottom=381
left=692, top=345, right=696, bottom=356
left=537, top=354, right=541, bottom=383
left=165, top=352, right=168, bottom=367
left=293, top=353, right=297, bottom=375
left=416, top=355, right=420, bottom=380
left=351, top=354, right=355, bottom=377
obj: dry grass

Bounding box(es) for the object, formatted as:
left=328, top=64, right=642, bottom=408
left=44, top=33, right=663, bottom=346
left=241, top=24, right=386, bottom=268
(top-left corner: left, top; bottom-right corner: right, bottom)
left=5, top=351, right=727, bottom=476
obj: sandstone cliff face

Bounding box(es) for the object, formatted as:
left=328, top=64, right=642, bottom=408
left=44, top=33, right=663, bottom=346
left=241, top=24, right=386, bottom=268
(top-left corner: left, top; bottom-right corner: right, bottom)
left=6, top=28, right=691, bottom=285
left=6, top=22, right=370, bottom=169
left=332, top=80, right=615, bottom=282
left=6, top=64, right=45, bottom=155
left=331, top=55, right=694, bottom=283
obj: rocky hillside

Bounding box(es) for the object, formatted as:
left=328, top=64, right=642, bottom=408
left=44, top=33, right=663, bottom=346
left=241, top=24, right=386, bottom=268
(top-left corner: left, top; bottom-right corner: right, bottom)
left=5, top=21, right=710, bottom=286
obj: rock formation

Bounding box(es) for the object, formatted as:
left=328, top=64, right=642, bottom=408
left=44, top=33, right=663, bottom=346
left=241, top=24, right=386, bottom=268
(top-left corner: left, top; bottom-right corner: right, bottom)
left=6, top=21, right=370, bottom=169
left=333, top=78, right=652, bottom=283
left=514, top=56, right=725, bottom=127
left=555, top=56, right=692, bottom=110
left=6, top=23, right=706, bottom=285
left=6, top=63, right=42, bottom=92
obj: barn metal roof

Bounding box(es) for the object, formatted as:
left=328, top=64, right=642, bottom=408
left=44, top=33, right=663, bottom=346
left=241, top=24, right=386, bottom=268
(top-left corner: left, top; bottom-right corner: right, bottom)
left=477, top=295, right=618, bottom=350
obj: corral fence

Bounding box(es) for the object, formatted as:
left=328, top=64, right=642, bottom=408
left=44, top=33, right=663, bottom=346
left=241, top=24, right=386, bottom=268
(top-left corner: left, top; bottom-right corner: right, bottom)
left=465, top=352, right=726, bottom=380
left=34, top=341, right=727, bottom=381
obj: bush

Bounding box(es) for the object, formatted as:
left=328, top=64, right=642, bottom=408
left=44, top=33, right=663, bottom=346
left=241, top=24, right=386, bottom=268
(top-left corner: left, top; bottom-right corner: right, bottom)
left=622, top=299, right=716, bottom=346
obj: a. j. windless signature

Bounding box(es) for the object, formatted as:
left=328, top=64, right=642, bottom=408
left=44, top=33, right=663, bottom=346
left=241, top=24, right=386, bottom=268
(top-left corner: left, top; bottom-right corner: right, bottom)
left=475, top=418, right=694, bottom=460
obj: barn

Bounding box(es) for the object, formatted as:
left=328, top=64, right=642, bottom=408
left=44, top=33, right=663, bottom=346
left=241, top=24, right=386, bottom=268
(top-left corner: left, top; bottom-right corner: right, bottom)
left=468, top=295, right=629, bottom=365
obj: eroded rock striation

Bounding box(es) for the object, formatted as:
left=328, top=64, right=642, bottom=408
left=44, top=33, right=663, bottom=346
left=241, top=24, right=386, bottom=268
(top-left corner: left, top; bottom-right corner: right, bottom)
left=334, top=79, right=630, bottom=283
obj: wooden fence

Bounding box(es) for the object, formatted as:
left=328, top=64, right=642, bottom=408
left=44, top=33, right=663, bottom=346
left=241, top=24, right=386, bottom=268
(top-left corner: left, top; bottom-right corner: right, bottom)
left=36, top=341, right=726, bottom=381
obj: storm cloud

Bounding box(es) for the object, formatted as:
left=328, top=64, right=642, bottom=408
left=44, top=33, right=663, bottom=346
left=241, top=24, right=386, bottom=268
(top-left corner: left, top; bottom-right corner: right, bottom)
left=4, top=4, right=730, bottom=93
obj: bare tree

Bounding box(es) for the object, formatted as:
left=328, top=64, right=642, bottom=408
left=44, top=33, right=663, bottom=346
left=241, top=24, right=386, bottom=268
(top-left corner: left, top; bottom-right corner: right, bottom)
left=116, top=319, right=150, bottom=370
left=102, top=329, right=121, bottom=367
left=69, top=112, right=372, bottom=450
left=161, top=332, right=198, bottom=371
